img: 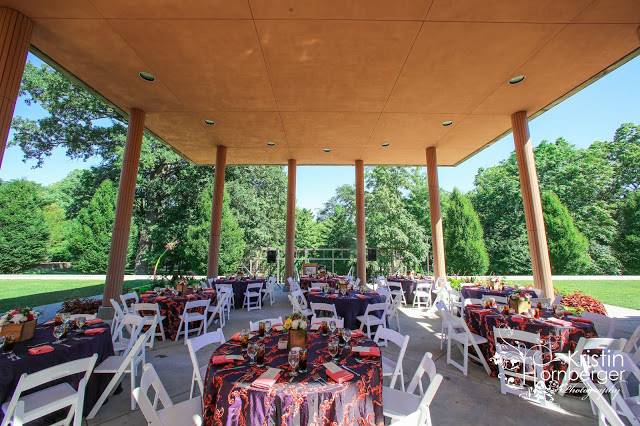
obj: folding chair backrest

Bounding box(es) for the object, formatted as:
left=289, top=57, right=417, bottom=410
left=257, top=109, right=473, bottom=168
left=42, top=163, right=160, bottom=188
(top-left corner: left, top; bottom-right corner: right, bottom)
left=417, top=282, right=431, bottom=292
left=571, top=337, right=627, bottom=366
left=353, top=278, right=361, bottom=287
left=375, top=327, right=409, bottom=353
left=120, top=292, right=139, bottom=311
left=407, top=352, right=437, bottom=395
left=2, top=354, right=98, bottom=426
left=215, top=283, right=232, bottom=294
left=310, top=316, right=344, bottom=328
left=582, top=312, right=616, bottom=338
left=388, top=281, right=402, bottom=291
left=365, top=302, right=387, bottom=317
left=249, top=317, right=283, bottom=331
left=580, top=359, right=626, bottom=426
left=376, top=287, right=391, bottom=302
left=133, top=303, right=160, bottom=317
left=311, top=282, right=324, bottom=289
left=310, top=302, right=338, bottom=318
left=246, top=282, right=263, bottom=292
left=184, top=299, right=210, bottom=314
left=493, top=327, right=541, bottom=346
left=115, top=314, right=146, bottom=351
left=133, top=364, right=174, bottom=425
left=111, top=298, right=125, bottom=319
left=623, top=325, right=640, bottom=355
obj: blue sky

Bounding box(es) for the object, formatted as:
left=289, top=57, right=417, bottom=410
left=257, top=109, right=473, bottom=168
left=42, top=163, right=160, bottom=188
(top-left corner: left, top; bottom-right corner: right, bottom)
left=2, top=53, right=639, bottom=213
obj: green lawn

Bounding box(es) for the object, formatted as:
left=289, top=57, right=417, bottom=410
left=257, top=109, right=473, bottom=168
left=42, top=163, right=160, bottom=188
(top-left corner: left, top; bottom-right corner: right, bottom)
left=512, top=280, right=640, bottom=310
left=0, top=279, right=153, bottom=312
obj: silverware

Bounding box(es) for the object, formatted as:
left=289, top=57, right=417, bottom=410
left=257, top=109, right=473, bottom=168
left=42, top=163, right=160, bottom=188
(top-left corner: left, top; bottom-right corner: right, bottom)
left=341, top=365, right=361, bottom=378
left=222, top=365, right=246, bottom=371
left=311, top=373, right=327, bottom=385
left=27, top=342, right=52, bottom=348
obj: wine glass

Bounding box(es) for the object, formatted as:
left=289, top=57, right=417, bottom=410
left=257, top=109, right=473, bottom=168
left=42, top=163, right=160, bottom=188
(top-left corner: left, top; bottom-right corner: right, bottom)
left=75, top=316, right=86, bottom=329
left=0, top=336, right=5, bottom=352
left=343, top=329, right=352, bottom=348
left=264, top=320, right=272, bottom=337
left=328, top=320, right=337, bottom=335
left=53, top=325, right=65, bottom=344
left=288, top=349, right=300, bottom=377
left=247, top=342, right=258, bottom=365
left=328, top=337, right=339, bottom=360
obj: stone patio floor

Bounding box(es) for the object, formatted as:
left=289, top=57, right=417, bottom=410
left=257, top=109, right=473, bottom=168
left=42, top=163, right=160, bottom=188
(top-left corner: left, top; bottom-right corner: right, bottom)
left=86, top=289, right=639, bottom=426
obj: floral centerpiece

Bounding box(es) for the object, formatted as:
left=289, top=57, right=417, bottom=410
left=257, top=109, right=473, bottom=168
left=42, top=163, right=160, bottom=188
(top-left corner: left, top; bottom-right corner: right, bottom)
left=508, top=291, right=531, bottom=314
left=284, top=312, right=308, bottom=349
left=0, top=307, right=38, bottom=342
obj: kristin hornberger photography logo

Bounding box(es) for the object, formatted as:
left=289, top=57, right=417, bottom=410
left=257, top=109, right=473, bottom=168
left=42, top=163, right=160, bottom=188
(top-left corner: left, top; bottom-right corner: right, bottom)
left=491, top=325, right=626, bottom=403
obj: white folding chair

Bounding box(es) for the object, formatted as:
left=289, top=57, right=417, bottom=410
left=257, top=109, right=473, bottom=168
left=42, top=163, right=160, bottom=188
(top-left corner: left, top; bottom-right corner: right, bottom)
left=186, top=329, right=226, bottom=398
left=482, top=294, right=508, bottom=305
left=557, top=337, right=627, bottom=396
left=530, top=297, right=551, bottom=308
left=110, top=298, right=126, bottom=334
left=447, top=289, right=464, bottom=318
left=175, top=299, right=210, bottom=344
left=288, top=292, right=313, bottom=317
left=493, top=327, right=544, bottom=397
left=353, top=277, right=361, bottom=288
left=262, top=277, right=276, bottom=306
left=310, top=302, right=339, bottom=320
left=215, top=283, right=235, bottom=310
left=590, top=358, right=640, bottom=425
left=310, top=316, right=344, bottom=329
left=441, top=309, right=491, bottom=376
left=243, top=282, right=263, bottom=311
left=435, top=301, right=449, bottom=350
left=287, top=277, right=302, bottom=294
left=383, top=352, right=443, bottom=426
left=1, top=354, right=97, bottom=426
left=249, top=317, right=283, bottom=332
left=133, top=303, right=167, bottom=348
left=374, top=327, right=410, bottom=391
left=357, top=303, right=387, bottom=339
left=624, top=325, right=640, bottom=358
left=120, top=292, right=139, bottom=313
left=582, top=312, right=617, bottom=338
left=113, top=313, right=147, bottom=354
left=133, top=363, right=203, bottom=426
left=385, top=292, right=403, bottom=332
left=87, top=328, right=155, bottom=418
left=413, top=282, right=432, bottom=309
left=580, top=358, right=627, bottom=426
left=388, top=281, right=407, bottom=305
left=206, top=293, right=227, bottom=330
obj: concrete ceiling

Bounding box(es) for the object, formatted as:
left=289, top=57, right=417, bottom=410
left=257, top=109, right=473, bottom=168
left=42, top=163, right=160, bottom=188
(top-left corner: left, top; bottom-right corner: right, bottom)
left=3, top=0, right=640, bottom=165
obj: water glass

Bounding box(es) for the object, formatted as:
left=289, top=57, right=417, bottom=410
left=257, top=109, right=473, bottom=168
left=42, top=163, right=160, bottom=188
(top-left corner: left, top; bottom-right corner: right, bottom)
left=343, top=329, right=352, bottom=346
left=247, top=342, right=258, bottom=365
left=256, top=342, right=266, bottom=367
left=328, top=337, right=339, bottom=360
left=288, top=349, right=300, bottom=377
left=265, top=320, right=272, bottom=336
left=53, top=325, right=65, bottom=343
left=298, top=348, right=308, bottom=373
left=328, top=320, right=337, bottom=335
left=75, top=316, right=86, bottom=329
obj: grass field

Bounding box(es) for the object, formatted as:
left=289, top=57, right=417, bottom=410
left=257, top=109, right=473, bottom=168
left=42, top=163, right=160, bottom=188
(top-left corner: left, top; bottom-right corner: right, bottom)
left=0, top=279, right=153, bottom=312
left=512, top=279, right=640, bottom=310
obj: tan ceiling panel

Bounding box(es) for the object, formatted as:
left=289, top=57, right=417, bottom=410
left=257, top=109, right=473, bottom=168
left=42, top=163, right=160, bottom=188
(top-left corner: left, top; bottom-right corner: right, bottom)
left=249, top=0, right=432, bottom=20
left=573, top=0, right=640, bottom=23
left=32, top=19, right=182, bottom=112
left=0, top=0, right=101, bottom=18
left=89, top=0, right=252, bottom=19
left=361, top=148, right=429, bottom=165
left=436, top=115, right=511, bottom=150
left=287, top=146, right=366, bottom=165
left=108, top=20, right=276, bottom=112
left=368, top=113, right=464, bottom=149
left=474, top=24, right=640, bottom=115
left=385, top=22, right=561, bottom=114
left=256, top=20, right=421, bottom=112
left=281, top=112, right=378, bottom=150
left=427, top=0, right=590, bottom=23
left=227, top=146, right=288, bottom=165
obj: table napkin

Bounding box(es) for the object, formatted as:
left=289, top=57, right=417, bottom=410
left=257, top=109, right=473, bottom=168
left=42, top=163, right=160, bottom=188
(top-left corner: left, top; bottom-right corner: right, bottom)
left=230, top=332, right=242, bottom=342
left=272, top=325, right=284, bottom=331
left=571, top=317, right=594, bottom=324
left=85, top=319, right=103, bottom=326
left=352, top=346, right=381, bottom=358
left=84, top=327, right=107, bottom=335
left=351, top=330, right=365, bottom=338
left=546, top=317, right=572, bottom=327
left=324, top=362, right=354, bottom=383
left=212, top=354, right=243, bottom=365
left=252, top=367, right=281, bottom=389
left=28, top=345, right=54, bottom=355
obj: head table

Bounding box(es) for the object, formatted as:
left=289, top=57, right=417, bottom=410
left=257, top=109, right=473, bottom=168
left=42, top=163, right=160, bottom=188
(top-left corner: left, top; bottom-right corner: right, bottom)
left=0, top=320, right=114, bottom=423
left=203, top=329, right=384, bottom=426
left=214, top=278, right=265, bottom=309
left=464, top=304, right=597, bottom=380
left=141, top=289, right=217, bottom=340
left=307, top=290, right=383, bottom=330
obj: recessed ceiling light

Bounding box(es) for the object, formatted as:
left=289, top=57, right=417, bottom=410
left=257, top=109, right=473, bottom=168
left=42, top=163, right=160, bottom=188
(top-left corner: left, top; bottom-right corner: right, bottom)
left=322, top=148, right=332, bottom=153
left=138, top=71, right=156, bottom=82
left=267, top=141, right=276, bottom=146
left=381, top=142, right=390, bottom=147
left=204, top=119, right=216, bottom=126
left=509, top=75, right=525, bottom=85
left=442, top=120, right=454, bottom=127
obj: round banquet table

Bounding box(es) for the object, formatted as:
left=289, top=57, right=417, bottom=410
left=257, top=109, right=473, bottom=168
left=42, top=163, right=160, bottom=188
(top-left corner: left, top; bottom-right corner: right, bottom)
left=386, top=276, right=431, bottom=305
left=307, top=290, right=383, bottom=330
left=464, top=304, right=597, bottom=380
left=460, top=285, right=537, bottom=300
left=214, top=278, right=265, bottom=309
left=203, top=330, right=384, bottom=426
left=140, top=289, right=217, bottom=340
left=299, top=276, right=341, bottom=290
left=0, top=321, right=114, bottom=424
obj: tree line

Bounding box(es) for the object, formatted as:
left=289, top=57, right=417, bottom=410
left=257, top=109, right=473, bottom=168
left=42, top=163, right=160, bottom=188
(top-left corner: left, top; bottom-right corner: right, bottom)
left=0, top=62, right=638, bottom=276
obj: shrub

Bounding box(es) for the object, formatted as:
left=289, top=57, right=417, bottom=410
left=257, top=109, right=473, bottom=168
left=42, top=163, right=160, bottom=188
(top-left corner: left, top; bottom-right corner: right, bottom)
left=561, top=291, right=607, bottom=316
left=58, top=298, right=102, bottom=315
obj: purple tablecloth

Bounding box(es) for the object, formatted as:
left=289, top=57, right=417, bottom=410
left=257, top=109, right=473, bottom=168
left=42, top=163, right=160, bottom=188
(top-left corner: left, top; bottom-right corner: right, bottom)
left=386, top=277, right=430, bottom=304
left=0, top=321, right=114, bottom=423
left=307, top=291, right=383, bottom=330
left=203, top=330, right=383, bottom=425
left=460, top=285, right=537, bottom=300
left=214, top=279, right=265, bottom=309
left=141, top=290, right=217, bottom=339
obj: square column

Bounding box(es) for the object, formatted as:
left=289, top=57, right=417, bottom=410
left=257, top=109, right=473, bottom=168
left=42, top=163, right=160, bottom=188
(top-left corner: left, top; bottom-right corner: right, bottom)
left=355, top=159, right=366, bottom=283
left=207, top=145, right=227, bottom=278
left=103, top=108, right=145, bottom=304
left=426, top=147, right=446, bottom=280
left=0, top=8, right=32, bottom=168
left=285, top=159, right=297, bottom=281
left=512, top=111, right=554, bottom=297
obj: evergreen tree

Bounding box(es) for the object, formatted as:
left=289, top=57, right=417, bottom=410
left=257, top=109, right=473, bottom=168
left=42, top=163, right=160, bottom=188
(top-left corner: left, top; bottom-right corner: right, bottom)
left=541, top=191, right=593, bottom=274
left=68, top=180, right=118, bottom=273
left=444, top=189, right=489, bottom=275
left=0, top=180, right=50, bottom=272
left=615, top=191, right=640, bottom=274
left=184, top=188, right=245, bottom=275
